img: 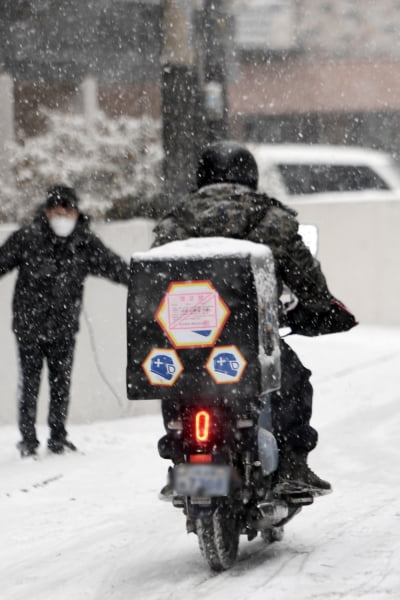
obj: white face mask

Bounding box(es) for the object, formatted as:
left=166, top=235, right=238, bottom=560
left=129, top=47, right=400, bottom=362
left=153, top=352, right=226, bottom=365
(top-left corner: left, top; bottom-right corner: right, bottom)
left=48, top=215, right=78, bottom=237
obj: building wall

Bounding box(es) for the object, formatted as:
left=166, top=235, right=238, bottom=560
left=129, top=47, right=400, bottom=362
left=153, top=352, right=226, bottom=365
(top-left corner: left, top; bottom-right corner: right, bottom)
left=3, top=1, right=400, bottom=154
left=230, top=0, right=400, bottom=157
left=230, top=60, right=400, bottom=115
left=0, top=0, right=163, bottom=136
left=234, top=0, right=400, bottom=59
left=13, top=81, right=161, bottom=138
left=296, top=0, right=400, bottom=60
left=0, top=1, right=162, bottom=84
left=291, top=197, right=400, bottom=328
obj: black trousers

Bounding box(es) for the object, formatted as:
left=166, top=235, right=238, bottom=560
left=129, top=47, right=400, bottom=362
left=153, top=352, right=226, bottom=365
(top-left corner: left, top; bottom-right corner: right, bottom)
left=161, top=338, right=318, bottom=456
left=17, top=336, right=75, bottom=444
left=269, top=339, right=318, bottom=454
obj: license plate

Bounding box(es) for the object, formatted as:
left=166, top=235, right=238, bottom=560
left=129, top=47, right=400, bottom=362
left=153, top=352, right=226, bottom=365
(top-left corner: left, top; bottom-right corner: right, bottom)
left=173, top=464, right=231, bottom=497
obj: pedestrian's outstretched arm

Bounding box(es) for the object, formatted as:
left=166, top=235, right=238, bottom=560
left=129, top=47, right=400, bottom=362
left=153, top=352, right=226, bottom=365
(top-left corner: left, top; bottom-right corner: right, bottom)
left=88, top=234, right=130, bottom=285
left=0, top=230, right=22, bottom=277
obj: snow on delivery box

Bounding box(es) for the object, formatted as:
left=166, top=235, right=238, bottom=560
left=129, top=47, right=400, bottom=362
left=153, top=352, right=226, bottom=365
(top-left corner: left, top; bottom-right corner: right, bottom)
left=126, top=237, right=281, bottom=403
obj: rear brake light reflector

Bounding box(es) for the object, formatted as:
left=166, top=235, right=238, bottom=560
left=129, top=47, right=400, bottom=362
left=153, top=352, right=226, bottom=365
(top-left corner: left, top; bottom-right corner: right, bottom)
left=189, top=454, right=212, bottom=463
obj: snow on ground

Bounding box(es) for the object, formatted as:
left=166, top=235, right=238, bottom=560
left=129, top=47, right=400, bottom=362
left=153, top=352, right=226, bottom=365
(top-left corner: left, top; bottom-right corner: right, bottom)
left=2, top=325, right=400, bottom=600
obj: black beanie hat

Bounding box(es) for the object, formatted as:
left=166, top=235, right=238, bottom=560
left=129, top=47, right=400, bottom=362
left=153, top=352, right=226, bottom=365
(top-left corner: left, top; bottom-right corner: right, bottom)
left=46, top=185, right=79, bottom=209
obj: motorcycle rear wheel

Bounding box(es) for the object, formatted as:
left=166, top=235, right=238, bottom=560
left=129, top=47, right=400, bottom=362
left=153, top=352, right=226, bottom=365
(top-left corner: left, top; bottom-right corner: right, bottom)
left=196, top=503, right=240, bottom=571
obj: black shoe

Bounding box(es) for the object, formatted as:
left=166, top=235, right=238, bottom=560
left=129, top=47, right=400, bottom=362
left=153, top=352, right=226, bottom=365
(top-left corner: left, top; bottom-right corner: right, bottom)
left=17, top=440, right=39, bottom=458
left=48, top=438, right=77, bottom=454
left=275, top=451, right=332, bottom=497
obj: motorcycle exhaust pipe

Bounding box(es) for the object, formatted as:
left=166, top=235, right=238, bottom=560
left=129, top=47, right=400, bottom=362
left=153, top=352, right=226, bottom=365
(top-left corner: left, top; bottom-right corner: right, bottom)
left=254, top=500, right=289, bottom=530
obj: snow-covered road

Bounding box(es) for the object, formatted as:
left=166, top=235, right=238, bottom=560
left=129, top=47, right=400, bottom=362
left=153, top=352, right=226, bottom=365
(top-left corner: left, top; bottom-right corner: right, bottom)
left=2, top=325, right=400, bottom=600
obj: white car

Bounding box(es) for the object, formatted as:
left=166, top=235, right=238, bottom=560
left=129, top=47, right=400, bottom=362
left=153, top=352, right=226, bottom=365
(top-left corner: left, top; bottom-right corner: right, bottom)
left=247, top=143, right=400, bottom=204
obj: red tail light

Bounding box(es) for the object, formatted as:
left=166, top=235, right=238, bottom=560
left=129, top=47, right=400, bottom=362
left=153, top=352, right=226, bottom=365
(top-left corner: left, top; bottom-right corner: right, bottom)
left=189, top=454, right=212, bottom=463
left=195, top=410, right=211, bottom=442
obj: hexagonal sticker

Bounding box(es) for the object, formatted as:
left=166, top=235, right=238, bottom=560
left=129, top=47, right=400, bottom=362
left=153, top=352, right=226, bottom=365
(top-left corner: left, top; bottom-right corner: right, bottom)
left=205, top=345, right=247, bottom=384
left=155, top=280, right=230, bottom=349
left=142, top=348, right=184, bottom=386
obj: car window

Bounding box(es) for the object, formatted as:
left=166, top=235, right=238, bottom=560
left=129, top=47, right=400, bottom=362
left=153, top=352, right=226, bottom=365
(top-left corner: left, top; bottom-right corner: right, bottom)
left=277, top=164, right=390, bottom=195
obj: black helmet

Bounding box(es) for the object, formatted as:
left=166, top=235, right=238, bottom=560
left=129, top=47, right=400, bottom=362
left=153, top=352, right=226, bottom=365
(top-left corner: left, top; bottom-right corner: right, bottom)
left=196, top=141, right=258, bottom=190
left=46, top=185, right=79, bottom=210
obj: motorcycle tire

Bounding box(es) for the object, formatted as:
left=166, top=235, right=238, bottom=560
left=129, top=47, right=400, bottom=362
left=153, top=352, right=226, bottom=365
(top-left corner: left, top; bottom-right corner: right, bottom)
left=196, top=502, right=240, bottom=571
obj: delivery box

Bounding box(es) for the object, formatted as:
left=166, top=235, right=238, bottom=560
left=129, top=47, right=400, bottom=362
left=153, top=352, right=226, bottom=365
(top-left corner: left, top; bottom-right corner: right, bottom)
left=126, top=237, right=280, bottom=404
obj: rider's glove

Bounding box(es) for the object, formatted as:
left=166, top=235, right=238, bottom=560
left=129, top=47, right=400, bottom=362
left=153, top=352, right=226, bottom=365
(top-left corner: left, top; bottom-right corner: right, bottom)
left=287, top=297, right=358, bottom=336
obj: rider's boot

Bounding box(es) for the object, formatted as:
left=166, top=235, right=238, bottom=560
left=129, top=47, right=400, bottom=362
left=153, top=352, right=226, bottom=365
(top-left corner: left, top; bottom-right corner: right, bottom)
left=275, top=450, right=332, bottom=496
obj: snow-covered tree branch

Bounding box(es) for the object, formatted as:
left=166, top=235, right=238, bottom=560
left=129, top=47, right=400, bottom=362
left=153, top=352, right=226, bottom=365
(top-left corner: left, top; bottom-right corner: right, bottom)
left=0, top=110, right=163, bottom=223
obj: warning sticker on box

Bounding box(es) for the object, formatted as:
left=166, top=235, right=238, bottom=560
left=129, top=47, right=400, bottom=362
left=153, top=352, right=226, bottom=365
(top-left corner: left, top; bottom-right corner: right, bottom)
left=167, top=290, right=218, bottom=330
left=155, top=280, right=230, bottom=348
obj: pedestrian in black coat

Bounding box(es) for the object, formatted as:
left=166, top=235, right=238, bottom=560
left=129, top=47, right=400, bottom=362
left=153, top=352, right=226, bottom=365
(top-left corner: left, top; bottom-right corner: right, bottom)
left=0, top=185, right=130, bottom=457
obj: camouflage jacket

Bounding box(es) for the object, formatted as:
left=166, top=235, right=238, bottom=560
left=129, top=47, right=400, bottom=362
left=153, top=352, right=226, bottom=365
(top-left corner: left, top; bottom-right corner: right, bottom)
left=152, top=184, right=333, bottom=320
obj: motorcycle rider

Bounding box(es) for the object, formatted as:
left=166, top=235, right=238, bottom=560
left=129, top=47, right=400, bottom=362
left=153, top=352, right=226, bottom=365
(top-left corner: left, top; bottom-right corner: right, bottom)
left=153, top=141, right=357, bottom=496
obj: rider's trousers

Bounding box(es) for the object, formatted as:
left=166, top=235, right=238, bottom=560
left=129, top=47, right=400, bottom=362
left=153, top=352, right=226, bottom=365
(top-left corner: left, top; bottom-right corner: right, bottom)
left=270, top=338, right=318, bottom=454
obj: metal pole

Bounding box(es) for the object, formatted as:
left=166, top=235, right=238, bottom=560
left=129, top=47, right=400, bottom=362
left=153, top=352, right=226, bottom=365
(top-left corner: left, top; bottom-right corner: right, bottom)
left=161, top=0, right=201, bottom=207
left=200, top=0, right=229, bottom=143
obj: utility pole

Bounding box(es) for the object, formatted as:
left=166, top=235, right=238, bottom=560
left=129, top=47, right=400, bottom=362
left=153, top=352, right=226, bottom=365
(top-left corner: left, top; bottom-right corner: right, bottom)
left=198, top=0, right=229, bottom=144
left=161, top=0, right=201, bottom=205
left=161, top=0, right=230, bottom=207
